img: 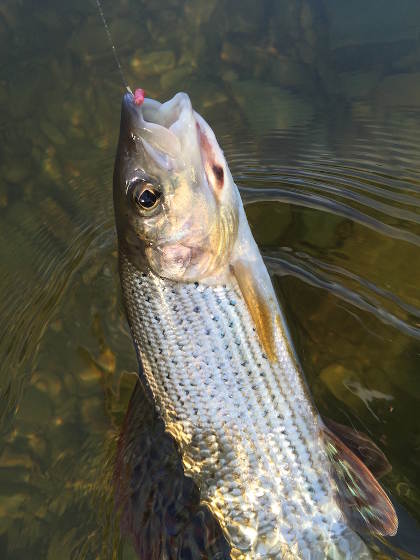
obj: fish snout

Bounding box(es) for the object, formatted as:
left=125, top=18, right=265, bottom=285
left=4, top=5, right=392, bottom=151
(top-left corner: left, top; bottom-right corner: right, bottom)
left=120, top=91, right=139, bottom=132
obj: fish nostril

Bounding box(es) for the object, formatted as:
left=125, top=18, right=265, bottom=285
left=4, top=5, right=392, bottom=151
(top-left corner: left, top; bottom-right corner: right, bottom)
left=212, top=164, right=224, bottom=187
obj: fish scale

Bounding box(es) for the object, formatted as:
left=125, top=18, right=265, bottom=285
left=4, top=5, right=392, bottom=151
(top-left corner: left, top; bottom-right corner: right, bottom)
left=120, top=252, right=370, bottom=559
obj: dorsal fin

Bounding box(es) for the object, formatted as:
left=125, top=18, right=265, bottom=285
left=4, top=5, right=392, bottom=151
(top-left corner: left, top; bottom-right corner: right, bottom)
left=321, top=425, right=398, bottom=537
left=323, top=417, right=392, bottom=479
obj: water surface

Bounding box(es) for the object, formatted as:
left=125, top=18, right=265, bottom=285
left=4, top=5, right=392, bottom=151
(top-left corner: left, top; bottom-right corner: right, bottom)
left=0, top=0, right=419, bottom=558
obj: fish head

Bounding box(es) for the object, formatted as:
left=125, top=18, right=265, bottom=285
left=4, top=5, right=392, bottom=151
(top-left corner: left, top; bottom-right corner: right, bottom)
left=113, top=91, right=240, bottom=281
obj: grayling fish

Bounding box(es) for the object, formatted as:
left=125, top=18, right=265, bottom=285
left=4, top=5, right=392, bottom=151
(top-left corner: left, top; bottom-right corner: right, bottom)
left=113, top=90, right=397, bottom=559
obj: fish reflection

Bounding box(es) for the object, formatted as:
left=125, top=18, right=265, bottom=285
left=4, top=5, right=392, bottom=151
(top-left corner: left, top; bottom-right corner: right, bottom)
left=114, top=377, right=231, bottom=559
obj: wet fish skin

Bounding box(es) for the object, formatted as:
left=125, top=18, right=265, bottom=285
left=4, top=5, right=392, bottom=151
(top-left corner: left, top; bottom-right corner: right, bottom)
left=119, top=254, right=372, bottom=559
left=113, top=91, right=396, bottom=559
left=114, top=378, right=231, bottom=559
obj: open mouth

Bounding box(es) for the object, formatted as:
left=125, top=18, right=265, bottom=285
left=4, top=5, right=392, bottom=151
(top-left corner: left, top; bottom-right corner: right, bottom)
left=122, top=91, right=197, bottom=163
left=124, top=91, right=193, bottom=132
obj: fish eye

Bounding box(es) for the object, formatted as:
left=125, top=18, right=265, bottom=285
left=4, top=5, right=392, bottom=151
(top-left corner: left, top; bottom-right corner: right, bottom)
left=130, top=181, right=162, bottom=211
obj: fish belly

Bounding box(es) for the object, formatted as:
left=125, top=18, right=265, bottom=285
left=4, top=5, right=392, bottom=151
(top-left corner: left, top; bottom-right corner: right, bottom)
left=120, top=254, right=371, bottom=559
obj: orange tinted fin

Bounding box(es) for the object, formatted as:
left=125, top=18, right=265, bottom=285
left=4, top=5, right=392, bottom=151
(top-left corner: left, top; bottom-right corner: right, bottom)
left=322, top=426, right=398, bottom=537
left=232, top=260, right=277, bottom=363
left=323, top=417, right=392, bottom=479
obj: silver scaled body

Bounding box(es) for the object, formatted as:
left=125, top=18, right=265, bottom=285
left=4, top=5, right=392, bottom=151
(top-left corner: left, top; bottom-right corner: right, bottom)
left=120, top=253, right=370, bottom=560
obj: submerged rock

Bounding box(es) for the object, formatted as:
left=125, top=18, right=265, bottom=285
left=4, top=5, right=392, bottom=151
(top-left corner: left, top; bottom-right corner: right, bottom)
left=2, top=159, right=30, bottom=185
left=146, top=9, right=180, bottom=46
left=71, top=15, right=142, bottom=59
left=223, top=0, right=265, bottom=35
left=41, top=121, right=67, bottom=146
left=338, top=70, right=382, bottom=100
left=221, top=69, right=239, bottom=83
left=246, top=202, right=292, bottom=246
left=220, top=41, right=244, bottom=66
left=327, top=0, right=420, bottom=48
left=320, top=362, right=395, bottom=422
left=50, top=55, right=73, bottom=92
left=0, top=1, right=18, bottom=29
left=0, top=184, right=7, bottom=208
left=17, top=385, right=54, bottom=425
left=393, top=48, right=420, bottom=72
left=160, top=65, right=193, bottom=92
left=0, top=15, right=10, bottom=58
left=0, top=79, right=7, bottom=107
left=184, top=0, right=218, bottom=25
left=230, top=79, right=314, bottom=135
left=374, top=72, right=420, bottom=106
left=131, top=49, right=176, bottom=77
left=300, top=210, right=350, bottom=250
left=68, top=20, right=109, bottom=58
left=319, top=364, right=365, bottom=411
left=270, top=55, right=309, bottom=90
left=109, top=18, right=143, bottom=49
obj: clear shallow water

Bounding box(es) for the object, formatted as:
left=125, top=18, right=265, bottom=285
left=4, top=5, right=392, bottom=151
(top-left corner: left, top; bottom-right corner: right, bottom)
left=0, top=0, right=419, bottom=558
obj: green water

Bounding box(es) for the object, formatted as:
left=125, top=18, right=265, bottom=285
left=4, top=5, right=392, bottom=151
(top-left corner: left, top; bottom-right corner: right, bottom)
left=0, top=0, right=419, bottom=558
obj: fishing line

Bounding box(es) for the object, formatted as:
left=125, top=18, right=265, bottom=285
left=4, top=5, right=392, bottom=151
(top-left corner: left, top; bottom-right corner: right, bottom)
left=95, top=0, right=132, bottom=94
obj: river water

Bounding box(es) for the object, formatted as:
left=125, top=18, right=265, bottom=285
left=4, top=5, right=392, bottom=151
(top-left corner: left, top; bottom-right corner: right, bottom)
left=0, top=0, right=419, bottom=558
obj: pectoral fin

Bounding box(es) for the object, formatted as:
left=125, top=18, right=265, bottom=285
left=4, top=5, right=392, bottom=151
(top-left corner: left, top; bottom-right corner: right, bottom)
left=323, top=417, right=392, bottom=479
left=321, top=425, right=398, bottom=537
left=232, top=260, right=277, bottom=363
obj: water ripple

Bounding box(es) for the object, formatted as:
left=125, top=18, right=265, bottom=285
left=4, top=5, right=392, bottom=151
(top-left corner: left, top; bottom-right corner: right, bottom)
left=264, top=250, right=420, bottom=340
left=0, top=157, right=115, bottom=431
left=241, top=187, right=420, bottom=247
left=280, top=166, right=420, bottom=207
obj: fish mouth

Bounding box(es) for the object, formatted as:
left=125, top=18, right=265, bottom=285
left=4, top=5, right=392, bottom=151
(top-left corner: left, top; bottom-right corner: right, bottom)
left=120, top=91, right=151, bottom=133
left=120, top=91, right=196, bottom=165
left=122, top=90, right=193, bottom=131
